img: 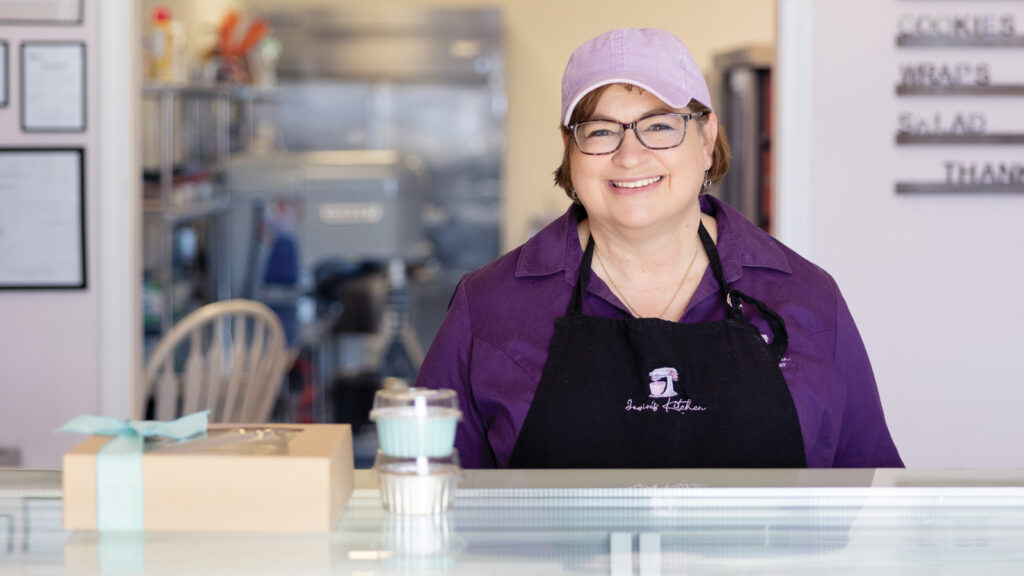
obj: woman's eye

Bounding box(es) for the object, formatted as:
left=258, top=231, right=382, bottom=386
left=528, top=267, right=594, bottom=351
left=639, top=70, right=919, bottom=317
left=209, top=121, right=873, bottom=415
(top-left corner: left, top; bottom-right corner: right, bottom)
left=584, top=128, right=616, bottom=139
left=645, top=123, right=677, bottom=133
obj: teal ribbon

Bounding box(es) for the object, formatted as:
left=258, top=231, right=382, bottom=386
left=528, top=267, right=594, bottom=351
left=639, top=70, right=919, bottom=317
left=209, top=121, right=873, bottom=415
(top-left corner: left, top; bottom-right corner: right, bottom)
left=58, top=411, right=209, bottom=531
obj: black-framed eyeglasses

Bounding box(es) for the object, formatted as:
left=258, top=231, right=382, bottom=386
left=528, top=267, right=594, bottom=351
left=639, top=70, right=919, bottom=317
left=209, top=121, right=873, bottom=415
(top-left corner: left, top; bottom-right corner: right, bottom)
left=570, top=112, right=705, bottom=155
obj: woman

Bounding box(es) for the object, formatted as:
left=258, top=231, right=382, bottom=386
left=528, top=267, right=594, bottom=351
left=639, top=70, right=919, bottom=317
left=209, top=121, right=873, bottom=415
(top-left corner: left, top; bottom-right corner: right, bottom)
left=416, top=27, right=903, bottom=469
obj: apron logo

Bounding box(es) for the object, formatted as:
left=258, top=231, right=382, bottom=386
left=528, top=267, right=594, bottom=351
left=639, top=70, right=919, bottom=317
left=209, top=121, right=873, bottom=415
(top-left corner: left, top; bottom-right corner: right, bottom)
left=624, top=366, right=708, bottom=415
left=648, top=367, right=679, bottom=398
left=624, top=397, right=707, bottom=413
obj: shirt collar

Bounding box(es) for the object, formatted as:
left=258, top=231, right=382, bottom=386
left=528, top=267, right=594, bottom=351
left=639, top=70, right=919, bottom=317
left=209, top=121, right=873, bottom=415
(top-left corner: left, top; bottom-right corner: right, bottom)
left=515, top=203, right=585, bottom=283
left=700, top=195, right=792, bottom=283
left=515, top=196, right=791, bottom=284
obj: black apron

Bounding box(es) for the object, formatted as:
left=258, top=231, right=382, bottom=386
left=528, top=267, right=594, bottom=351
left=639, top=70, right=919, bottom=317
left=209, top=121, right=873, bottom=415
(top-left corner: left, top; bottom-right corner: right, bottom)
left=508, top=221, right=806, bottom=468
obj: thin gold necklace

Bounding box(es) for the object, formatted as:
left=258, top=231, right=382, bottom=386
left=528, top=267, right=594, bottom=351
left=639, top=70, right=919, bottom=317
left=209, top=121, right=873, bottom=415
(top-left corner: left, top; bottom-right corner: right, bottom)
left=594, top=238, right=701, bottom=320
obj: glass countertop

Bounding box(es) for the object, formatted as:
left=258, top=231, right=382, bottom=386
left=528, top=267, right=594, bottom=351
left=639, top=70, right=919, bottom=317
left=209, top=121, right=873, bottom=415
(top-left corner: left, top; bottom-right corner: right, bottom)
left=1, top=468, right=1023, bottom=575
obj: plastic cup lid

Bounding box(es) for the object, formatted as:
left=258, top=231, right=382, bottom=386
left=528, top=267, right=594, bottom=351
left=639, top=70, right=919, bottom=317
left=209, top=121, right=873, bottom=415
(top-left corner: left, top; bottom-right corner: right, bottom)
left=370, top=387, right=460, bottom=420
left=369, top=406, right=462, bottom=421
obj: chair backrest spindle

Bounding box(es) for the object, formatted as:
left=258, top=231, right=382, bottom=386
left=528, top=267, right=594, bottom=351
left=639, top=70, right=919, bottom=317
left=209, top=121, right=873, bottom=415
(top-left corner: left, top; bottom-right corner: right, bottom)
left=223, top=313, right=247, bottom=422
left=182, top=331, right=205, bottom=415
left=239, top=316, right=268, bottom=422
left=202, top=317, right=226, bottom=420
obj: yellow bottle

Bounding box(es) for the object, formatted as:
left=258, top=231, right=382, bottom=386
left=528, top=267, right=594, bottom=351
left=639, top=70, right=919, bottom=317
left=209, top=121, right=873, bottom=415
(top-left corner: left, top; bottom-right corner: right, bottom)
left=150, top=6, right=173, bottom=82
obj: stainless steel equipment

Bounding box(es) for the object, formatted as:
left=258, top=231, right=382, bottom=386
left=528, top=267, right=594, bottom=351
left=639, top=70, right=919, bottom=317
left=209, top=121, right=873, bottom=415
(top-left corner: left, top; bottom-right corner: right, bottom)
left=245, top=5, right=505, bottom=275
left=246, top=4, right=502, bottom=84
left=229, top=150, right=430, bottom=275
left=712, top=46, right=774, bottom=233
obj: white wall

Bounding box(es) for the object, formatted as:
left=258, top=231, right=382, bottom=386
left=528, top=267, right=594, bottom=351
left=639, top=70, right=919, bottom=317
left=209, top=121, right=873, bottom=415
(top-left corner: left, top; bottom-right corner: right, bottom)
left=0, top=1, right=138, bottom=470
left=778, top=1, right=1024, bottom=467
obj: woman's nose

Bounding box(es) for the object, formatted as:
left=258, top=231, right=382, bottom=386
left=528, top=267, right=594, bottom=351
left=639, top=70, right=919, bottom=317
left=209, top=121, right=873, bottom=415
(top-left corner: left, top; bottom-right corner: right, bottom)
left=613, top=128, right=649, bottom=165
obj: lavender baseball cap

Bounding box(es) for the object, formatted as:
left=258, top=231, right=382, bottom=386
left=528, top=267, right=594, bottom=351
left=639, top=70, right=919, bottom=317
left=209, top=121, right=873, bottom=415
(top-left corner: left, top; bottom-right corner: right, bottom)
left=561, top=27, right=713, bottom=126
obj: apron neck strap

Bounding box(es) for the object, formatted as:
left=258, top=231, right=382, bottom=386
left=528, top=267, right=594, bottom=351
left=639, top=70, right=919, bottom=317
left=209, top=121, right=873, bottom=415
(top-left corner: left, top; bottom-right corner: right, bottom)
left=699, top=220, right=789, bottom=359
left=567, top=235, right=596, bottom=316
left=697, top=220, right=738, bottom=317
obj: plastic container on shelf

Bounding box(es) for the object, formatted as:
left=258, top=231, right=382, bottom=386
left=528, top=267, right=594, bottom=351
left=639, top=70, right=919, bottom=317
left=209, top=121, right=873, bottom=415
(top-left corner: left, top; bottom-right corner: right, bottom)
left=369, top=388, right=461, bottom=458
left=374, top=451, right=461, bottom=515
left=149, top=7, right=174, bottom=82
left=170, top=20, right=188, bottom=83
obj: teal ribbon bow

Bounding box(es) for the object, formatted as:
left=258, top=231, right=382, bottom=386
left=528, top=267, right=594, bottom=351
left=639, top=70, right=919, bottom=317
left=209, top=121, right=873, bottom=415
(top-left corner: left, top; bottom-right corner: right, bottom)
left=58, top=411, right=209, bottom=531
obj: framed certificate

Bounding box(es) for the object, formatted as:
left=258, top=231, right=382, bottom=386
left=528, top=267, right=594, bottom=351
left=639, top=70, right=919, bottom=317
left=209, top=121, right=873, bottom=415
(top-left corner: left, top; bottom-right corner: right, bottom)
left=21, top=41, right=86, bottom=132
left=0, top=42, right=7, bottom=107
left=0, top=0, right=82, bottom=25
left=0, top=148, right=87, bottom=289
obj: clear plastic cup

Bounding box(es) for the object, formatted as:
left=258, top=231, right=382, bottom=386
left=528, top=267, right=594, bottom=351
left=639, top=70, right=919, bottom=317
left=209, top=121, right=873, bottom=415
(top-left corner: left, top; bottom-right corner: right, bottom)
left=374, top=450, right=462, bottom=515
left=370, top=388, right=461, bottom=458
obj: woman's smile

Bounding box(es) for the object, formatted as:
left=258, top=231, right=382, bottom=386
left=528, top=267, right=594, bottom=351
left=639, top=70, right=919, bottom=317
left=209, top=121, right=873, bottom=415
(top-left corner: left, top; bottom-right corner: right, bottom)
left=609, top=175, right=664, bottom=191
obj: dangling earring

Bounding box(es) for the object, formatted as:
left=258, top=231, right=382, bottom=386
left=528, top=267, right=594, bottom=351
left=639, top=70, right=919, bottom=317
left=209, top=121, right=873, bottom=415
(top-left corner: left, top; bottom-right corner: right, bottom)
left=701, top=170, right=712, bottom=192
left=570, top=187, right=579, bottom=202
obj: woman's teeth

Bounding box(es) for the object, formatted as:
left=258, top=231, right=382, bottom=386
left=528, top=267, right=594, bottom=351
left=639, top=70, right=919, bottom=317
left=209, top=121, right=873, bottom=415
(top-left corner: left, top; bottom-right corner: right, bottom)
left=612, top=176, right=662, bottom=189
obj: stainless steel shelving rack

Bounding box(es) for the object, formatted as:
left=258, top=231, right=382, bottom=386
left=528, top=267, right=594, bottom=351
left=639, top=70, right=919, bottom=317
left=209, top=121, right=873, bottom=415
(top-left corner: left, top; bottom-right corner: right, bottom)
left=141, top=83, right=279, bottom=339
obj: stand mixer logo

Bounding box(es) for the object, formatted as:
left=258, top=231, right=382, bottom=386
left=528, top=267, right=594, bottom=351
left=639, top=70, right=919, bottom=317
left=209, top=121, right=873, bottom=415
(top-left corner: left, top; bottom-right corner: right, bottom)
left=648, top=367, right=679, bottom=398
left=624, top=367, right=707, bottom=414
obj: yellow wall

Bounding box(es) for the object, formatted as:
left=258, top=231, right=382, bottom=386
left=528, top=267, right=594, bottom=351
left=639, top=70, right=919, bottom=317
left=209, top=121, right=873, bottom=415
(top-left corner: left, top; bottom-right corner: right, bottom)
left=151, top=0, right=776, bottom=249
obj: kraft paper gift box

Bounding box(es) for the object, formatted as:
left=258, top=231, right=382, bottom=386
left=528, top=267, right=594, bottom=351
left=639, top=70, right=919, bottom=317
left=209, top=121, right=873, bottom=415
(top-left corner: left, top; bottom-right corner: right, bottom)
left=62, top=423, right=353, bottom=533
left=63, top=531, right=337, bottom=574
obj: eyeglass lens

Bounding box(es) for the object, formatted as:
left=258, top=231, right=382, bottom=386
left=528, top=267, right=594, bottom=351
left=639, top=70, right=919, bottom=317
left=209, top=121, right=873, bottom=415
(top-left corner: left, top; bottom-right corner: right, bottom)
left=574, top=114, right=693, bottom=155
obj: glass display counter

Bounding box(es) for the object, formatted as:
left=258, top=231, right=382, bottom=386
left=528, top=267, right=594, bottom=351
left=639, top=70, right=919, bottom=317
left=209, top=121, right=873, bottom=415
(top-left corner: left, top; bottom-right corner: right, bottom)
left=1, top=468, right=1022, bottom=574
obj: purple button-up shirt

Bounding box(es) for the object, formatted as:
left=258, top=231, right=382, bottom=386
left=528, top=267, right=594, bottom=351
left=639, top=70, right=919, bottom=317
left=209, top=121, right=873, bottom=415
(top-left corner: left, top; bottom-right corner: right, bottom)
left=417, top=195, right=903, bottom=469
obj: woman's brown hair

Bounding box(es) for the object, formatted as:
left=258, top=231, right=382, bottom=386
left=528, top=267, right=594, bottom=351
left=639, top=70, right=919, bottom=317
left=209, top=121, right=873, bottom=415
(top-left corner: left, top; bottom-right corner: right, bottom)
left=553, top=84, right=731, bottom=202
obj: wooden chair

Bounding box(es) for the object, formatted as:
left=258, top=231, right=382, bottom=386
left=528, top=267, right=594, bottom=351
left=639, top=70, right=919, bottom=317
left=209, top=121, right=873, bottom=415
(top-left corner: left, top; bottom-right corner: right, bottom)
left=142, top=299, right=288, bottom=423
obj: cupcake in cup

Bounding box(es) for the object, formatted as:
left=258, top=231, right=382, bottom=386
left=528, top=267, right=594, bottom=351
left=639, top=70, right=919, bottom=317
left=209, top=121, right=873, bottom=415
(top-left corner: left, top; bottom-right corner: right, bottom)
left=370, top=388, right=462, bottom=458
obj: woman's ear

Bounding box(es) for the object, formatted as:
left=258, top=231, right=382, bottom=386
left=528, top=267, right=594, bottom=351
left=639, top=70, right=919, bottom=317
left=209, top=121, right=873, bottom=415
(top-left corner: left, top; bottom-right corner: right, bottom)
left=701, top=113, right=719, bottom=171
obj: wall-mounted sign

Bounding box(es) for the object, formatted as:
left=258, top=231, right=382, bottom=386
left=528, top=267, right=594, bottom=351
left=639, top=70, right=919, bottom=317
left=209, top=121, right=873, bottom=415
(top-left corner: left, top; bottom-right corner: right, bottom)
left=0, top=41, right=7, bottom=108
left=0, top=148, right=87, bottom=289
left=897, top=161, right=1024, bottom=194
left=896, top=61, right=1024, bottom=95
left=0, top=0, right=82, bottom=25
left=20, top=41, right=86, bottom=132
left=897, top=13, right=1022, bottom=46
left=894, top=2, right=1024, bottom=194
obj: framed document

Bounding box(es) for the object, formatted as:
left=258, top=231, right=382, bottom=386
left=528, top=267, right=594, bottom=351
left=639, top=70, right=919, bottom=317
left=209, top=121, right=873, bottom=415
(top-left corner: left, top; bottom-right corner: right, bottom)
left=21, top=41, right=85, bottom=132
left=0, top=148, right=87, bottom=289
left=0, top=42, right=7, bottom=107
left=0, top=0, right=82, bottom=25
